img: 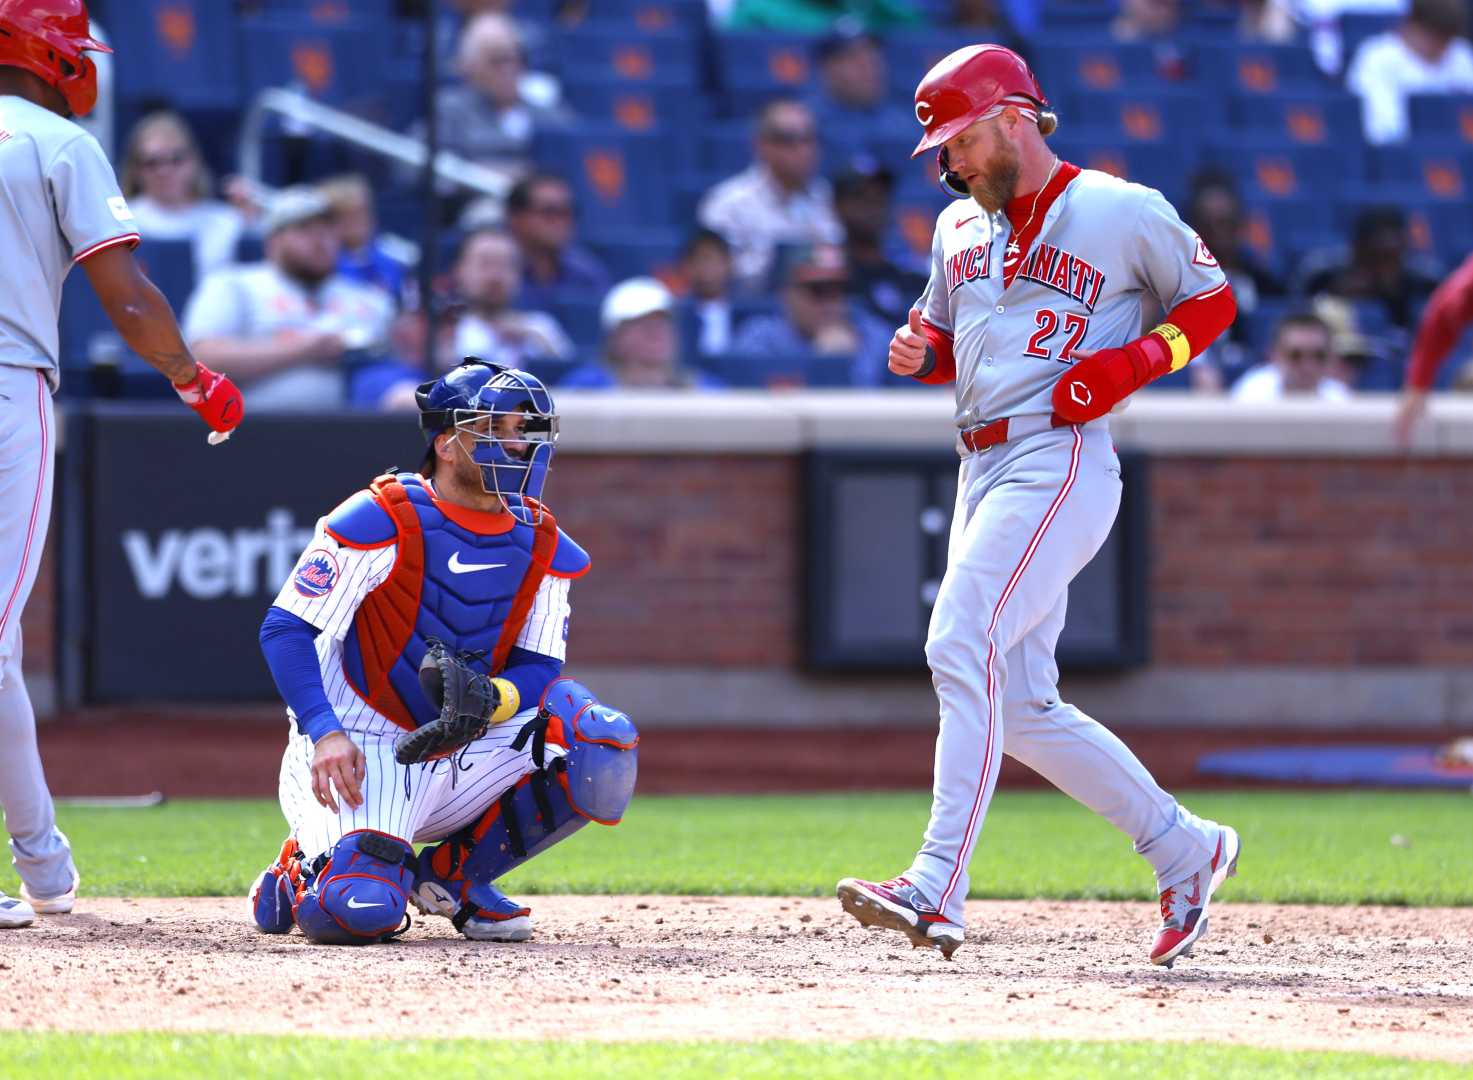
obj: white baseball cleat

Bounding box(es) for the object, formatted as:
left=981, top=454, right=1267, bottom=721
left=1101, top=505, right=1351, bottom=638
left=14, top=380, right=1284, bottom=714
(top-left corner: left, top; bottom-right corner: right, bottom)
left=21, top=870, right=79, bottom=915
left=837, top=875, right=965, bottom=958
left=0, top=892, right=36, bottom=928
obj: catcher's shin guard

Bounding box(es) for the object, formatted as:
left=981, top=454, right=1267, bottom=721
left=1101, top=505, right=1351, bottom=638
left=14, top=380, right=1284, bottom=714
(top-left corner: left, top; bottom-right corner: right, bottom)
left=420, top=679, right=638, bottom=905
left=250, top=837, right=304, bottom=934
left=295, top=831, right=416, bottom=946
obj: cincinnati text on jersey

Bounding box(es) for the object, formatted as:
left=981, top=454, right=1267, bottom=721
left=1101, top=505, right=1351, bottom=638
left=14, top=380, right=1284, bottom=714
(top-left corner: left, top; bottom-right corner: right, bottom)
left=946, top=243, right=992, bottom=294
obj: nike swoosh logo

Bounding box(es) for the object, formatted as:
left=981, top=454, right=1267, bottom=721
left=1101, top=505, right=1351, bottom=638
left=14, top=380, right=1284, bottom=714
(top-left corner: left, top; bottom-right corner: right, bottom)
left=955, top=216, right=978, bottom=229
left=448, top=552, right=507, bottom=574
left=1185, top=877, right=1201, bottom=906
left=345, top=897, right=384, bottom=909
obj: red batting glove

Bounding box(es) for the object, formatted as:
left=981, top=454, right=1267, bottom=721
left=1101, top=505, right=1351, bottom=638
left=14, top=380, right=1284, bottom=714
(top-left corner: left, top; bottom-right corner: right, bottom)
left=174, top=362, right=244, bottom=443
left=1051, top=336, right=1172, bottom=424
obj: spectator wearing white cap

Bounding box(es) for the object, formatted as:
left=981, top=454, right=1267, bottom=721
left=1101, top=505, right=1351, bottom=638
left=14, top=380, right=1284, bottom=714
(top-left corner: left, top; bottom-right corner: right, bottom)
left=181, top=187, right=395, bottom=411
left=560, top=278, right=724, bottom=390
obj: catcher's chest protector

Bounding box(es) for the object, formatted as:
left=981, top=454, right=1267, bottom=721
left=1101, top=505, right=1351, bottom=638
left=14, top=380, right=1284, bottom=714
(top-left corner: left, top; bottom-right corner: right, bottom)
left=332, top=474, right=562, bottom=731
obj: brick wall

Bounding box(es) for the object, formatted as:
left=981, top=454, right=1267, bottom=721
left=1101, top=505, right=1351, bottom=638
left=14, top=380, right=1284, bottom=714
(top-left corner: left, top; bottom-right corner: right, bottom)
left=22, top=452, right=1472, bottom=684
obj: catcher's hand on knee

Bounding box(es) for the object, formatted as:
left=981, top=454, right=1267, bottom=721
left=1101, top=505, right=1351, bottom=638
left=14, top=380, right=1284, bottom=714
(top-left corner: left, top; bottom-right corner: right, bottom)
left=311, top=731, right=366, bottom=812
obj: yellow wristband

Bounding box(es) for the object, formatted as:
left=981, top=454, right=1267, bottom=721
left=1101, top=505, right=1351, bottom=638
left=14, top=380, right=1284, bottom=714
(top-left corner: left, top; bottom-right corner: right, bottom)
left=489, top=678, right=521, bottom=725
left=1150, top=322, right=1191, bottom=372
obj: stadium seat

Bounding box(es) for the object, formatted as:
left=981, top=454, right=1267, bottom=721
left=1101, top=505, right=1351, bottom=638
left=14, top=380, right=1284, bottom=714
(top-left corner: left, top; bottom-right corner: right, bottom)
left=109, top=0, right=242, bottom=110
left=1039, top=2, right=1116, bottom=33
left=239, top=18, right=392, bottom=108
left=1032, top=39, right=1165, bottom=97
left=584, top=0, right=709, bottom=37
left=584, top=228, right=686, bottom=282
left=557, top=24, right=700, bottom=86
left=882, top=29, right=978, bottom=89
left=534, top=128, right=678, bottom=231
left=1194, top=43, right=1327, bottom=97
left=1068, top=88, right=1212, bottom=147
left=1368, top=142, right=1473, bottom=201
left=562, top=77, right=704, bottom=138
left=1051, top=127, right=1199, bottom=204
left=1407, top=94, right=1473, bottom=145
left=134, top=239, right=197, bottom=315
left=1203, top=136, right=1359, bottom=202
left=1240, top=198, right=1338, bottom=270
left=715, top=32, right=819, bottom=108
left=1230, top=90, right=1360, bottom=148
left=248, top=0, right=395, bottom=22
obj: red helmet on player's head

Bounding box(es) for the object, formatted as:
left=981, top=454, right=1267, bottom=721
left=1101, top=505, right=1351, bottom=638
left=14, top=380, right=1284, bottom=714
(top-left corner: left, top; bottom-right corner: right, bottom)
left=0, top=0, right=109, bottom=118
left=911, top=44, right=1052, bottom=158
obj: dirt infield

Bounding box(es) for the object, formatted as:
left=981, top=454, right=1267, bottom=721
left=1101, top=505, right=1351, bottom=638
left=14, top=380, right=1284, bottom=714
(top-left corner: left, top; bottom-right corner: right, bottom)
left=2, top=897, right=1468, bottom=1061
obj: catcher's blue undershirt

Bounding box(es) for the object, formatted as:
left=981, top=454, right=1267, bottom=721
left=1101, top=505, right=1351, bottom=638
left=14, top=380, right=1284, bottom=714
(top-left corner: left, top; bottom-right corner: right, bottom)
left=258, top=606, right=562, bottom=743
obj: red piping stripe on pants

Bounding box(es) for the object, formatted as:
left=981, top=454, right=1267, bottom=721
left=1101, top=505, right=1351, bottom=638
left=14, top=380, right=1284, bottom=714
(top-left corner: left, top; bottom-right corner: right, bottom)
left=938, top=425, right=1083, bottom=913
left=0, top=371, right=48, bottom=648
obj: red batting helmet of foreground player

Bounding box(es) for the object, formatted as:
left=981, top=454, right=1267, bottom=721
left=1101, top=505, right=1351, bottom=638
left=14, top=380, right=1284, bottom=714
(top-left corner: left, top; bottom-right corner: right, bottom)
left=911, top=44, right=1055, bottom=157
left=0, top=0, right=110, bottom=118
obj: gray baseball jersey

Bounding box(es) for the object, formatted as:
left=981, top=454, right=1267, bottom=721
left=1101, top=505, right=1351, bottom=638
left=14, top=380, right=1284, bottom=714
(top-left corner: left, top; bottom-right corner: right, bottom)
left=917, top=167, right=1228, bottom=427
left=0, top=96, right=139, bottom=380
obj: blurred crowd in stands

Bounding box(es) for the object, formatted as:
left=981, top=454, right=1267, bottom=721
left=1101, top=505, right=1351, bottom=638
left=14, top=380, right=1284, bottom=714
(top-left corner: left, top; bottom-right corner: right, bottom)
left=65, top=0, right=1473, bottom=411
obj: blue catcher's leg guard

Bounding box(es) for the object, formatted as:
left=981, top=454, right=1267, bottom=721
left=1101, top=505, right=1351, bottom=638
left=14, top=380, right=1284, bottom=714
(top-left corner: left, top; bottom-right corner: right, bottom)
left=415, top=679, right=638, bottom=940
left=294, top=830, right=416, bottom=946
left=249, top=837, right=304, bottom=934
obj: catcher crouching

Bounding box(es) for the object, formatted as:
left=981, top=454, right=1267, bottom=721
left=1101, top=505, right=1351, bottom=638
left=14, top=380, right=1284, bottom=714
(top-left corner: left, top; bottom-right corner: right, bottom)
left=250, top=360, right=637, bottom=946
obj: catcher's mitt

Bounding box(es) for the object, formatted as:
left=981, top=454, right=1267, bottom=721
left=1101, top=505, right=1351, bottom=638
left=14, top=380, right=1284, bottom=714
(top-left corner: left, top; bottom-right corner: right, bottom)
left=394, top=641, right=500, bottom=765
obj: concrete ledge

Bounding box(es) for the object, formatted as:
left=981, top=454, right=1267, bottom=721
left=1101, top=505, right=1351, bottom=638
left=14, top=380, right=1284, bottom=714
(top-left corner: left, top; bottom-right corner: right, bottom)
left=555, top=390, right=1473, bottom=457
left=572, top=664, right=1473, bottom=731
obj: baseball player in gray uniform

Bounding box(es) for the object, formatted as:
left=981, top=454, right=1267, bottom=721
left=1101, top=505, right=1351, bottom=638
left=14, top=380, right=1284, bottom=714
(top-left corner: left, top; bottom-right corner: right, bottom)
left=0, top=0, right=243, bottom=930
left=837, top=45, right=1241, bottom=967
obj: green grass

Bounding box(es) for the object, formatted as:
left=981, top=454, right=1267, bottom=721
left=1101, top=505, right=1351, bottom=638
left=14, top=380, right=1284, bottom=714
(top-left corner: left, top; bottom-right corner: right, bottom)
left=0, top=1034, right=1460, bottom=1080
left=6, top=790, right=1469, bottom=906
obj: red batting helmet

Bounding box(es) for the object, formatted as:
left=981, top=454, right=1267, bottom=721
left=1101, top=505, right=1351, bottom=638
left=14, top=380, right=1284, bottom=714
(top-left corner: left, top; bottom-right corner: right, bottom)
left=911, top=44, right=1053, bottom=158
left=0, top=0, right=109, bottom=118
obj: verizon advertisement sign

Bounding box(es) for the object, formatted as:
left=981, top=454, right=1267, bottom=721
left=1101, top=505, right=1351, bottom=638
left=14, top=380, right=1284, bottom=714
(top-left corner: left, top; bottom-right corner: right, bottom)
left=79, top=408, right=423, bottom=701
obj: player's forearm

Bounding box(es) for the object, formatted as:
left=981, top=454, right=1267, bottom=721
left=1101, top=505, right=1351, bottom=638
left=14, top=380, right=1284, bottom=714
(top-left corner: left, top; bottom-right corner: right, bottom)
left=191, top=336, right=308, bottom=380
left=1407, top=262, right=1473, bottom=390
left=498, top=646, right=564, bottom=719
left=913, top=319, right=957, bottom=384
left=99, top=276, right=198, bottom=384
left=260, top=606, right=342, bottom=742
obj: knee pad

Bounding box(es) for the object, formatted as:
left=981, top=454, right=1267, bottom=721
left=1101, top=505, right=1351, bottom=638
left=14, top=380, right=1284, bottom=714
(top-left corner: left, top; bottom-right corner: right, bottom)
left=424, top=679, right=638, bottom=890
left=250, top=837, right=304, bottom=934
left=294, top=831, right=416, bottom=946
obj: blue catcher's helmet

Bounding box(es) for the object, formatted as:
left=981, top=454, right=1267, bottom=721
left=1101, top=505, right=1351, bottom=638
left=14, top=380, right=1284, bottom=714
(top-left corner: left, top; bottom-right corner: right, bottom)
left=416, top=358, right=559, bottom=514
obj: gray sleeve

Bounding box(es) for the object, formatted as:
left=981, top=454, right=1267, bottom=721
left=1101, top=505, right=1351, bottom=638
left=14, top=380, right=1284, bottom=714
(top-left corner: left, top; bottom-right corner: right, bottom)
left=182, top=270, right=249, bottom=342
left=916, top=222, right=952, bottom=333
left=49, top=133, right=139, bottom=261
left=1131, top=188, right=1230, bottom=312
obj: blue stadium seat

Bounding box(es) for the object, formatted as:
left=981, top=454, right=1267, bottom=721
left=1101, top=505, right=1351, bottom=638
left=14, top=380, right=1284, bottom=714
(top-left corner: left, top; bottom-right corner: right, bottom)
left=715, top=32, right=820, bottom=106
left=1068, top=88, right=1211, bottom=148
left=533, top=128, right=678, bottom=231
left=585, top=228, right=686, bottom=281
left=562, top=77, right=704, bottom=139
left=239, top=18, right=392, bottom=108
left=694, top=350, right=808, bottom=388
left=1032, top=39, right=1165, bottom=97
left=1203, top=136, right=1360, bottom=202
left=1051, top=127, right=1200, bottom=204
left=1368, top=141, right=1473, bottom=201
left=134, top=238, right=197, bottom=314
left=249, top=0, right=395, bottom=21
left=1240, top=198, right=1338, bottom=269
left=1407, top=94, right=1473, bottom=144
left=583, top=0, right=709, bottom=37
left=556, top=24, right=700, bottom=86
left=881, top=29, right=975, bottom=91
left=1194, top=43, right=1327, bottom=97
left=699, top=121, right=755, bottom=181
left=1039, top=2, right=1115, bottom=33
left=1339, top=13, right=1399, bottom=63
left=1230, top=90, right=1360, bottom=148
left=550, top=296, right=603, bottom=352
left=110, top=1, right=241, bottom=110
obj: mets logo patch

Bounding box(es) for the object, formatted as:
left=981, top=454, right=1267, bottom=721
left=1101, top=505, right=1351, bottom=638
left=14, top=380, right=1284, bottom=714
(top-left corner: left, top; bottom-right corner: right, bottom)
left=294, top=549, right=340, bottom=598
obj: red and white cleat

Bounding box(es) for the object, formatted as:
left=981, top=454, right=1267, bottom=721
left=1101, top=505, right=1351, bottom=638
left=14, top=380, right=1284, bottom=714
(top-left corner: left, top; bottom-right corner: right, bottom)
left=837, top=874, right=965, bottom=958
left=1151, top=826, right=1241, bottom=968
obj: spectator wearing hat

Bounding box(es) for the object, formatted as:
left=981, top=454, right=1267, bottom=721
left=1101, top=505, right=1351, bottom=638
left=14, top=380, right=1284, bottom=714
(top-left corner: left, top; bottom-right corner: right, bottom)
left=698, top=99, right=844, bottom=294
left=729, top=244, right=891, bottom=386
left=181, top=187, right=395, bottom=411
left=560, top=278, right=723, bottom=390
left=833, top=157, right=928, bottom=330
left=502, top=173, right=610, bottom=313
left=449, top=229, right=574, bottom=372
left=1347, top=0, right=1473, bottom=144
left=1231, top=311, right=1352, bottom=402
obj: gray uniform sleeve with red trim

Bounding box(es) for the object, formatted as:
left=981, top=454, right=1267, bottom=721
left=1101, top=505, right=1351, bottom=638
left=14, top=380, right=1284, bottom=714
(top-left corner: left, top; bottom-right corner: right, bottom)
left=1131, top=187, right=1229, bottom=311
left=49, top=132, right=139, bottom=262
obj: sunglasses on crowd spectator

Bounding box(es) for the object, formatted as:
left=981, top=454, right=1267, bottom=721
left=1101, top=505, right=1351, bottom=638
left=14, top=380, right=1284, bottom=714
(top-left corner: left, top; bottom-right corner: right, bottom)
left=796, top=280, right=846, bottom=298
left=529, top=201, right=574, bottom=219
left=1281, top=347, right=1330, bottom=363
left=140, top=150, right=190, bottom=170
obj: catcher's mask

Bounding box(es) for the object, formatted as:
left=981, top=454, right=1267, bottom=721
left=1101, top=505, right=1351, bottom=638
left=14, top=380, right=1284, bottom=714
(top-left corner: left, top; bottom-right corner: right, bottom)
left=416, top=358, right=559, bottom=521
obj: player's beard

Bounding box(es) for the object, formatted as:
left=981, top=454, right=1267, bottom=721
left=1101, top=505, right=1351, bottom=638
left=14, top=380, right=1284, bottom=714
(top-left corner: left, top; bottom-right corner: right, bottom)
left=970, top=127, right=1021, bottom=213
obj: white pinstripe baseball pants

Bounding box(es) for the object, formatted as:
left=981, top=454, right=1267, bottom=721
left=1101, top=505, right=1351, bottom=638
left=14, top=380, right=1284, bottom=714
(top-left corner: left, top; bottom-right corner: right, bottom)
left=0, top=365, right=74, bottom=900
left=278, top=707, right=557, bottom=861
left=906, top=423, right=1219, bottom=927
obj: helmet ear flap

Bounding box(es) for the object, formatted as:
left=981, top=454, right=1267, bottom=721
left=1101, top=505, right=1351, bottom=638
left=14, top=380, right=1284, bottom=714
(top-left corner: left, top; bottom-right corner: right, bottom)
left=937, top=148, right=970, bottom=198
